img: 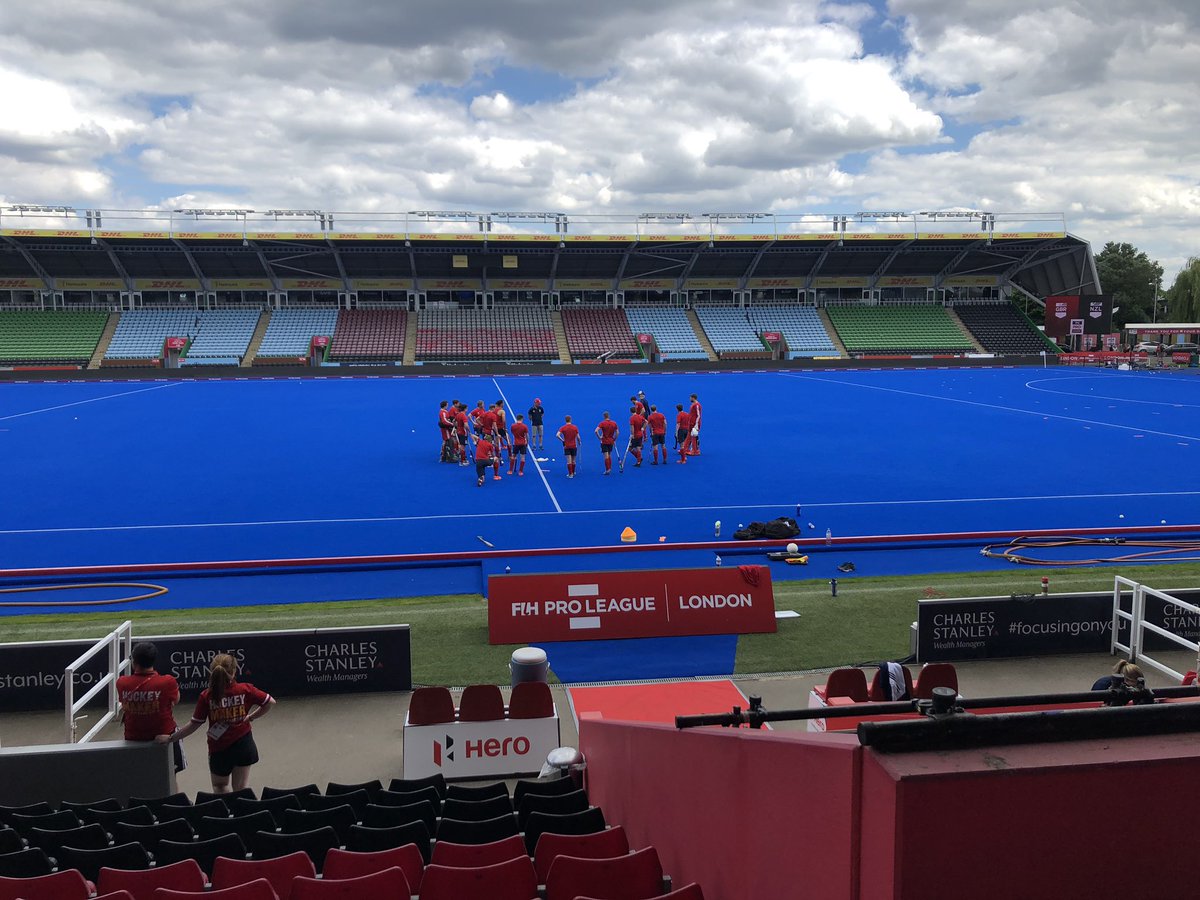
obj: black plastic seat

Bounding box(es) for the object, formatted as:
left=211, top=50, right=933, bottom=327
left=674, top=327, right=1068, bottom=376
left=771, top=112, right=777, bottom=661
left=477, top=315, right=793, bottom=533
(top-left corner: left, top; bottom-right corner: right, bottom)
left=517, top=789, right=589, bottom=829
left=441, top=794, right=514, bottom=823
left=513, top=775, right=580, bottom=807
left=231, top=794, right=302, bottom=826
left=155, top=833, right=246, bottom=876
left=388, top=774, right=446, bottom=799
left=112, top=817, right=194, bottom=853
left=326, top=780, right=382, bottom=802
left=261, top=784, right=321, bottom=801
left=375, top=786, right=441, bottom=811
left=523, top=806, right=607, bottom=855
left=197, top=810, right=277, bottom=843
left=9, top=810, right=81, bottom=837
left=0, top=829, right=23, bottom=855
left=281, top=805, right=357, bottom=843
left=128, top=792, right=190, bottom=815
left=0, top=847, right=53, bottom=877
left=446, top=781, right=509, bottom=802
left=347, top=822, right=432, bottom=858
left=196, top=788, right=256, bottom=805
left=435, top=813, right=519, bottom=847
left=61, top=797, right=122, bottom=815
left=360, top=801, right=435, bottom=832
left=0, top=803, right=52, bottom=828
left=301, top=790, right=369, bottom=818
left=28, top=822, right=109, bottom=856
left=249, top=826, right=340, bottom=871
left=157, top=799, right=230, bottom=828
left=83, top=805, right=155, bottom=830
left=58, top=841, right=151, bottom=882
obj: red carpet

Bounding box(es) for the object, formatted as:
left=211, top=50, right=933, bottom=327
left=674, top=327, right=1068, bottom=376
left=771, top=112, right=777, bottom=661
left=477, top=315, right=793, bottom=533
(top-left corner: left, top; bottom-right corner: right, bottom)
left=567, top=680, right=754, bottom=727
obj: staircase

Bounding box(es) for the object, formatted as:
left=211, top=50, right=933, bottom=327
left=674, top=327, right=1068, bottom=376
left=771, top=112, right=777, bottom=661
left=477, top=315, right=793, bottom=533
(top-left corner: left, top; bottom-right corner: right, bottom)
left=945, top=307, right=987, bottom=354
left=550, top=310, right=572, bottom=363
left=686, top=309, right=719, bottom=362
left=817, top=309, right=850, bottom=357
left=87, top=312, right=121, bottom=369
left=241, top=310, right=271, bottom=367
left=403, top=311, right=418, bottom=365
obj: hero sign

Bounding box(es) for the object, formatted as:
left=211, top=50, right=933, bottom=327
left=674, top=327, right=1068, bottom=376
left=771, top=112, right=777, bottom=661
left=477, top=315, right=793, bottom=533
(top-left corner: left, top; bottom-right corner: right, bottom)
left=487, top=566, right=776, bottom=643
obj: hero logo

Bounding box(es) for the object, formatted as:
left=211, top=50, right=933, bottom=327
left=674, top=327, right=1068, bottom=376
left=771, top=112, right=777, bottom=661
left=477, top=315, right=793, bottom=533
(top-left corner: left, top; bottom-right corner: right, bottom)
left=433, top=734, right=531, bottom=766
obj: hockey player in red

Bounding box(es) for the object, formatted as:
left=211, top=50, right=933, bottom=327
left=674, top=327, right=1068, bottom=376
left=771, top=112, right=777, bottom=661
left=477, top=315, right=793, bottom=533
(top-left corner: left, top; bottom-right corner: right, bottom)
left=647, top=405, right=667, bottom=465
left=557, top=415, right=580, bottom=478
left=682, top=393, right=702, bottom=456
left=438, top=400, right=456, bottom=463
left=595, top=411, right=619, bottom=475
left=627, top=404, right=646, bottom=468
left=675, top=403, right=691, bottom=463
left=509, top=414, right=530, bottom=476
left=470, top=400, right=486, bottom=434
left=453, top=402, right=471, bottom=465
left=474, top=436, right=500, bottom=486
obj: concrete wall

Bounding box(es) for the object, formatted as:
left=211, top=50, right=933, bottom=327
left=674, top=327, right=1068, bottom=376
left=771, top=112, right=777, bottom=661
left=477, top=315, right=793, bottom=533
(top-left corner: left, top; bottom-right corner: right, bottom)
left=0, top=739, right=174, bottom=806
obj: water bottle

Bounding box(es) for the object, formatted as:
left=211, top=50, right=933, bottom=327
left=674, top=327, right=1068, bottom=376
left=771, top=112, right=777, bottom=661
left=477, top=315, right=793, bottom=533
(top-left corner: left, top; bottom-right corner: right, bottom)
left=825, top=527, right=832, bottom=546
left=714, top=520, right=721, bottom=537
left=715, top=555, right=722, bottom=567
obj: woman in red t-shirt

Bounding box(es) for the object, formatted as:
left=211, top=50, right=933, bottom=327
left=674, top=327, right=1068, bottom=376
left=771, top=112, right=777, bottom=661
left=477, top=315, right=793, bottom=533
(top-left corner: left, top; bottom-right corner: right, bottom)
left=162, top=653, right=276, bottom=793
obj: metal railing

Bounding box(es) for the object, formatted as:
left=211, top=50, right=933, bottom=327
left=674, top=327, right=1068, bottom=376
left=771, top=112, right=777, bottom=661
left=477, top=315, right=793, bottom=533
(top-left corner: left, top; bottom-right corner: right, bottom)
left=1111, top=577, right=1200, bottom=682
left=65, top=621, right=132, bottom=743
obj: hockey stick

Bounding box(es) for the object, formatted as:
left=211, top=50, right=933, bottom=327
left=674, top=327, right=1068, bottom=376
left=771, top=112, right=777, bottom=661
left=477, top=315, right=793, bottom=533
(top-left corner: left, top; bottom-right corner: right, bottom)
left=619, top=436, right=632, bottom=473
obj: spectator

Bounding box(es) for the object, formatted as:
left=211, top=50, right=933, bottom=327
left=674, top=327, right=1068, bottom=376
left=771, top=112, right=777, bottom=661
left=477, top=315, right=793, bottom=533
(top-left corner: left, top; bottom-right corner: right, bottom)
left=117, top=641, right=185, bottom=772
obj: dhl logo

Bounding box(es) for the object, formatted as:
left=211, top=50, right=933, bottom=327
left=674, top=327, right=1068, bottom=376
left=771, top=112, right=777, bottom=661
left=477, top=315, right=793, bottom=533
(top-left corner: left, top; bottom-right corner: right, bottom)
left=215, top=233, right=241, bottom=239
left=429, top=281, right=471, bottom=288
left=142, top=232, right=168, bottom=238
left=995, top=233, right=1022, bottom=239
left=492, top=235, right=519, bottom=241
left=757, top=279, right=794, bottom=287
left=292, top=280, right=338, bottom=288
left=883, top=277, right=927, bottom=286
left=375, top=234, right=403, bottom=240
left=496, top=281, right=538, bottom=288
left=11, top=230, right=38, bottom=236
left=569, top=236, right=597, bottom=241
left=0, top=279, right=40, bottom=287
left=143, top=281, right=188, bottom=289
left=1035, top=232, right=1061, bottom=238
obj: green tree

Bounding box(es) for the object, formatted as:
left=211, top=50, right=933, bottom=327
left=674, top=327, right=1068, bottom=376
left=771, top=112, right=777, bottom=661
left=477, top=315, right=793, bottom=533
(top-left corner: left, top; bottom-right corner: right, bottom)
left=1166, top=257, right=1200, bottom=322
left=1094, top=241, right=1164, bottom=328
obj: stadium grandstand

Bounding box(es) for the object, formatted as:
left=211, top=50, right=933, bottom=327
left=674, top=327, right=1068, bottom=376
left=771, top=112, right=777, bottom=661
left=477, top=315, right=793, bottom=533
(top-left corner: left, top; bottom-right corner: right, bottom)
left=0, top=209, right=1097, bottom=369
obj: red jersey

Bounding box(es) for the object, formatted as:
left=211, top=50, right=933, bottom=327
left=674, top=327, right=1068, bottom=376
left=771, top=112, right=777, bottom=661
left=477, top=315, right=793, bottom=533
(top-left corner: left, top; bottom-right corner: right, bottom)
left=629, top=413, right=646, bottom=437
left=558, top=423, right=580, bottom=449
left=648, top=411, right=667, bottom=435
left=438, top=408, right=453, bottom=433
left=117, top=671, right=179, bottom=741
left=480, top=410, right=498, bottom=435
left=470, top=407, right=484, bottom=424
left=688, top=401, right=702, bottom=428
left=475, top=438, right=495, bottom=461
left=676, top=411, right=690, bottom=430
left=596, top=419, right=618, bottom=444
left=510, top=422, right=529, bottom=446
left=495, top=408, right=508, bottom=431
left=191, top=681, right=272, bottom=752
left=453, top=410, right=469, bottom=434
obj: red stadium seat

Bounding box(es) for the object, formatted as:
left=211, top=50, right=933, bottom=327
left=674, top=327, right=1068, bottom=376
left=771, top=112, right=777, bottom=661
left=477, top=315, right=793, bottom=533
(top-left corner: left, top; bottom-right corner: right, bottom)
left=533, top=825, right=630, bottom=882
left=429, top=834, right=527, bottom=869
left=820, top=668, right=869, bottom=702
left=868, top=665, right=914, bottom=702
left=418, top=856, right=538, bottom=900
left=211, top=851, right=316, bottom=900
left=458, top=684, right=506, bottom=722
left=577, top=883, right=706, bottom=900
left=98, top=859, right=206, bottom=900
left=545, top=846, right=662, bottom=900
left=322, top=845, right=424, bottom=890
left=290, top=866, right=409, bottom=899
left=508, top=681, right=554, bottom=719
left=0, top=869, right=92, bottom=900
left=408, top=687, right=456, bottom=725
left=152, top=878, right=277, bottom=899
left=914, top=663, right=959, bottom=699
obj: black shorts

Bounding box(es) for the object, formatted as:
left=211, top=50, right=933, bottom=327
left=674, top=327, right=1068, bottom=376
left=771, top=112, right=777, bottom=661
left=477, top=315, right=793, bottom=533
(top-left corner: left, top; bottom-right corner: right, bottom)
left=564, top=447, right=577, bottom=457
left=600, top=442, right=614, bottom=453
left=676, top=428, right=688, bottom=444
left=475, top=460, right=492, bottom=477
left=513, top=445, right=527, bottom=455
left=651, top=434, right=665, bottom=445
left=629, top=436, right=643, bottom=448
left=209, top=732, right=259, bottom=776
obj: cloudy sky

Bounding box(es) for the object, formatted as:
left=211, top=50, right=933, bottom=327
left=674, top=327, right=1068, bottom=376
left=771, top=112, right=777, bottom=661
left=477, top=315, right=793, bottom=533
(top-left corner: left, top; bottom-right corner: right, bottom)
left=0, top=0, right=1196, bottom=278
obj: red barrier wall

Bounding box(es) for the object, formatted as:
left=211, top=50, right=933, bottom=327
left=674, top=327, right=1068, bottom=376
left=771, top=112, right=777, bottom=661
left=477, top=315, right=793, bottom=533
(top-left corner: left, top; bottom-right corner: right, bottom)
left=859, top=732, right=1200, bottom=900
left=579, top=719, right=861, bottom=900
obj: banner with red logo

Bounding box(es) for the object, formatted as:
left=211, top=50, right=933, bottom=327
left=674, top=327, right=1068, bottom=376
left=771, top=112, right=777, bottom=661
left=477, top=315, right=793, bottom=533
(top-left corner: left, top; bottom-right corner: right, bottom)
left=1044, top=296, right=1079, bottom=337
left=402, top=714, right=560, bottom=779
left=488, top=566, right=775, bottom=644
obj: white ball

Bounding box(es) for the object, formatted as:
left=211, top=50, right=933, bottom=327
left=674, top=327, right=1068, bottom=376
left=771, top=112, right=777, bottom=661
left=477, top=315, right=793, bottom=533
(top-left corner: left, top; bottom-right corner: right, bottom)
left=786, top=542, right=799, bottom=553
left=1118, top=514, right=1125, bottom=519
left=1161, top=520, right=1167, bottom=524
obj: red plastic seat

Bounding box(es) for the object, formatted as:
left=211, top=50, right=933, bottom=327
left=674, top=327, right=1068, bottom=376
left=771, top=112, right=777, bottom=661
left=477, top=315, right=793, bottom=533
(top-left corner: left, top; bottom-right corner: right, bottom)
left=407, top=686, right=456, bottom=725
left=577, top=884, right=706, bottom=900
left=291, top=866, right=408, bottom=899
left=508, top=681, right=554, bottom=719
left=545, top=846, right=662, bottom=900
left=458, top=684, right=506, bottom=722
left=533, top=826, right=629, bottom=883
left=430, top=834, right=526, bottom=869
left=98, top=859, right=206, bottom=900
left=151, top=876, right=277, bottom=899
left=211, top=851, right=315, bottom=900
left=96, top=892, right=136, bottom=900
left=913, top=663, right=959, bottom=699
left=0, top=869, right=92, bottom=900
left=321, top=845, right=423, bottom=891
left=868, top=665, right=914, bottom=702
left=418, top=856, right=538, bottom=900
left=821, top=667, right=869, bottom=702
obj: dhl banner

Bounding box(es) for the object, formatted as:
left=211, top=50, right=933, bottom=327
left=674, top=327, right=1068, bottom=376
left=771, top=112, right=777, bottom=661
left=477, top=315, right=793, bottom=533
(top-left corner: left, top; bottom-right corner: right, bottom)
left=748, top=277, right=805, bottom=289
left=329, top=232, right=406, bottom=241
left=995, top=232, right=1065, bottom=240
left=842, top=233, right=909, bottom=242
left=175, top=232, right=245, bottom=240
left=491, top=279, right=547, bottom=290
left=1, top=229, right=88, bottom=238
left=134, top=278, right=200, bottom=291
left=943, top=275, right=1000, bottom=287
left=813, top=277, right=869, bottom=288
left=712, top=234, right=776, bottom=242
left=281, top=278, right=342, bottom=290
left=636, top=234, right=709, bottom=243
left=684, top=279, right=738, bottom=289
left=409, top=233, right=485, bottom=242
left=58, top=279, right=123, bottom=291
left=915, top=233, right=981, bottom=241
left=249, top=232, right=323, bottom=241
left=556, top=280, right=611, bottom=290
left=422, top=279, right=482, bottom=290
left=878, top=275, right=933, bottom=287
left=620, top=279, right=675, bottom=290
left=100, top=231, right=169, bottom=239
left=489, top=234, right=559, bottom=242
left=211, top=279, right=273, bottom=290
left=0, top=278, right=45, bottom=289
left=352, top=279, right=413, bottom=290
left=564, top=235, right=637, bottom=243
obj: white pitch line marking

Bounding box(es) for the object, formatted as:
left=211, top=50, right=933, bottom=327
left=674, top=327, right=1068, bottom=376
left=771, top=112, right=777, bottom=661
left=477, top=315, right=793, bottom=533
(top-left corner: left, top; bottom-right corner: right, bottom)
left=0, top=382, right=184, bottom=422
left=491, top=376, right=562, bottom=513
